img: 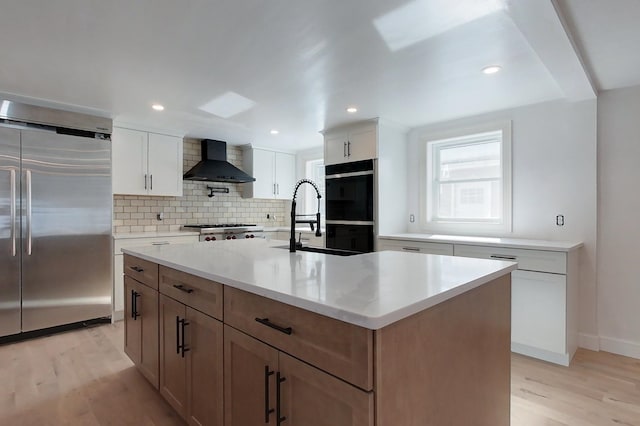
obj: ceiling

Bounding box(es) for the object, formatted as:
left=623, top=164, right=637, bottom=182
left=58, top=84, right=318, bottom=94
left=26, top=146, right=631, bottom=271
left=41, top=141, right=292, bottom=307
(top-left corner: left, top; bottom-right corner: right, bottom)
left=0, top=0, right=636, bottom=151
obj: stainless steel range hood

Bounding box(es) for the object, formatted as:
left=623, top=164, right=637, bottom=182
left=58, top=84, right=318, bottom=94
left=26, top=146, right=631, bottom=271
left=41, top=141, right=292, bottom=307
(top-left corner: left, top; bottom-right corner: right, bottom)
left=183, top=139, right=255, bottom=183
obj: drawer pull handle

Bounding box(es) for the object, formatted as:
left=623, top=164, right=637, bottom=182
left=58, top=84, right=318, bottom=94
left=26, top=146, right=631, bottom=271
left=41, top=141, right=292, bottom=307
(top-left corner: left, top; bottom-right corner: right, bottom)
left=402, top=247, right=420, bottom=252
left=130, top=266, right=144, bottom=273
left=173, top=284, right=194, bottom=294
left=176, top=316, right=190, bottom=358
left=131, top=290, right=141, bottom=320
left=255, top=317, right=293, bottom=335
left=490, top=254, right=517, bottom=261
left=151, top=241, right=169, bottom=245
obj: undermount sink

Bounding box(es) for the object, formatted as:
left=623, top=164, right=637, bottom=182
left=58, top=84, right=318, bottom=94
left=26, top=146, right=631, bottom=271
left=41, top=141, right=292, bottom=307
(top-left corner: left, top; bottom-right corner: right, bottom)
left=273, top=245, right=362, bottom=256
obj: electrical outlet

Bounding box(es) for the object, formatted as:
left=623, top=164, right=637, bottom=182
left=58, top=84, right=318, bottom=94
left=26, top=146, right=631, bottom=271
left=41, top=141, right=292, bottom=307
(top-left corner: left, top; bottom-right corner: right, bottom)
left=556, top=214, right=564, bottom=226
left=157, top=212, right=164, bottom=221
left=267, top=213, right=270, bottom=219
left=409, top=214, right=415, bottom=223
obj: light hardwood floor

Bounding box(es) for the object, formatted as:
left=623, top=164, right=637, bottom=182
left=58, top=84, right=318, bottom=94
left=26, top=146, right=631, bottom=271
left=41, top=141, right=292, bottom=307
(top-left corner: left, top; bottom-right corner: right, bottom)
left=1, top=322, right=639, bottom=425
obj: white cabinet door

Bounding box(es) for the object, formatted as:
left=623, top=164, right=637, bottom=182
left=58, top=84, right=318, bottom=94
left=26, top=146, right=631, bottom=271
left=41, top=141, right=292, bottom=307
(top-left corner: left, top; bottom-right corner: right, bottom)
left=275, top=152, right=295, bottom=199
left=112, top=127, right=148, bottom=195
left=347, top=126, right=376, bottom=162
left=148, top=133, right=183, bottom=196
left=324, top=132, right=348, bottom=166
left=511, top=270, right=566, bottom=356
left=252, top=148, right=276, bottom=198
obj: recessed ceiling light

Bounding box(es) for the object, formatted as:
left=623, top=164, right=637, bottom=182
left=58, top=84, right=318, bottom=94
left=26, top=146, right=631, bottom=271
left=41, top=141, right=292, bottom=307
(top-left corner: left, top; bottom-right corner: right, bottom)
left=482, top=65, right=502, bottom=75
left=152, top=104, right=165, bottom=111
left=270, top=129, right=279, bottom=135
left=346, top=107, right=358, bottom=113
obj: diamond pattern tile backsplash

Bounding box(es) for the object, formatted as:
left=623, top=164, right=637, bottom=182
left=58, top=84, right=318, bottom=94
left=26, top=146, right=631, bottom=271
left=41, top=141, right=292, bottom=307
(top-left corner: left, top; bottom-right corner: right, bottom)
left=112, top=138, right=288, bottom=234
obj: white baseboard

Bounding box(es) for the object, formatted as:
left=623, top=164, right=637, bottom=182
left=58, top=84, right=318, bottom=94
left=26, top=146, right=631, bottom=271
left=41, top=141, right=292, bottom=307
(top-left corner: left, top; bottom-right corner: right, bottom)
left=511, top=342, right=571, bottom=366
left=578, top=333, right=600, bottom=351
left=599, top=335, right=640, bottom=360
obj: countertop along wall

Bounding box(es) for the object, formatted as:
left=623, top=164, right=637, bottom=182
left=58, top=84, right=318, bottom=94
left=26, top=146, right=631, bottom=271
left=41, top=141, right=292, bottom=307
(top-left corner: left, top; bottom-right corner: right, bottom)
left=405, top=98, right=598, bottom=349
left=112, top=139, right=288, bottom=234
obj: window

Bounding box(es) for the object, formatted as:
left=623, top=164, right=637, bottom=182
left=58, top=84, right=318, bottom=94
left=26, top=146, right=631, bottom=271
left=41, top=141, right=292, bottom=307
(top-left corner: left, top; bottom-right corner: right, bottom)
left=304, top=158, right=325, bottom=224
left=422, top=122, right=511, bottom=234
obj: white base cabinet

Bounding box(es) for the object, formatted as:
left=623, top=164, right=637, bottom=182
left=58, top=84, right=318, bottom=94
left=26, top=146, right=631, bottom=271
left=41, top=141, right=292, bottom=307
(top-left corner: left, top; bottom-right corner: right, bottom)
left=378, top=236, right=579, bottom=366
left=112, top=127, right=183, bottom=196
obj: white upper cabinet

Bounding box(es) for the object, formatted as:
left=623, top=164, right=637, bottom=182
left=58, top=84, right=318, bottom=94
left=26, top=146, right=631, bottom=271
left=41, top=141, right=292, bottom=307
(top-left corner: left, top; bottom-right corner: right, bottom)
left=323, top=122, right=377, bottom=165
left=112, top=127, right=183, bottom=196
left=242, top=147, right=295, bottom=200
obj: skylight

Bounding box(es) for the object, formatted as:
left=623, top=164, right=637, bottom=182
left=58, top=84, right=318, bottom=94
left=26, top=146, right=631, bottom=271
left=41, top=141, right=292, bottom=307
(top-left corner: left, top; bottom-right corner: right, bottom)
left=199, top=91, right=257, bottom=118
left=373, top=0, right=508, bottom=51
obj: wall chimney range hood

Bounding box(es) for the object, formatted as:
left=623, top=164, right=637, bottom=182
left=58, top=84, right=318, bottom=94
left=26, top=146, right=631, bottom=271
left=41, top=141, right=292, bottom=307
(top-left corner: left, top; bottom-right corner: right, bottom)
left=183, top=139, right=255, bottom=183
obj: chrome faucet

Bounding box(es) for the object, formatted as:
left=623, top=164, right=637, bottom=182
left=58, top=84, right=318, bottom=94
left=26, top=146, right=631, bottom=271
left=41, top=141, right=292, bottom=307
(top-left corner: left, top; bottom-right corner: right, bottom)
left=290, top=179, right=322, bottom=252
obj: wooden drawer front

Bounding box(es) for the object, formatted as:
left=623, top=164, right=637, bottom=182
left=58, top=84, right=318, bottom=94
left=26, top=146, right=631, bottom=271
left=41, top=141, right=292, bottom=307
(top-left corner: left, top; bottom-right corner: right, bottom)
left=378, top=239, right=453, bottom=255
left=224, top=287, right=373, bottom=391
left=124, top=254, right=159, bottom=289
left=159, top=266, right=223, bottom=320
left=454, top=244, right=566, bottom=274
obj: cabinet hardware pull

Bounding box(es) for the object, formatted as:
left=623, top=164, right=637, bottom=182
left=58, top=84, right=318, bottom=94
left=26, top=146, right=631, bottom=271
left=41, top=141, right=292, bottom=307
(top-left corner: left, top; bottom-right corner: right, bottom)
left=132, top=290, right=140, bottom=320
left=343, top=141, right=347, bottom=157
left=175, top=316, right=190, bottom=357
left=264, top=366, right=275, bottom=423
left=490, top=254, right=517, bottom=261
left=151, top=241, right=169, bottom=245
left=273, top=183, right=276, bottom=195
left=276, top=372, right=287, bottom=425
left=276, top=183, right=279, bottom=195
left=175, top=315, right=181, bottom=355
left=255, top=318, right=292, bottom=335
left=402, top=247, right=420, bottom=252
left=347, top=141, right=351, bottom=156
left=150, top=174, right=153, bottom=191
left=179, top=318, right=190, bottom=358
left=131, top=266, right=144, bottom=273
left=173, top=284, right=194, bottom=293
left=144, top=174, right=148, bottom=190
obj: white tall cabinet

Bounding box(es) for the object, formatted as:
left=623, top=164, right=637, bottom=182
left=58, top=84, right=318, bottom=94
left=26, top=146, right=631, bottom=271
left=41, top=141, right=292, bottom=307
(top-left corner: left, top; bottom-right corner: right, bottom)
left=324, top=123, right=377, bottom=165
left=242, top=147, right=295, bottom=199
left=112, top=127, right=183, bottom=196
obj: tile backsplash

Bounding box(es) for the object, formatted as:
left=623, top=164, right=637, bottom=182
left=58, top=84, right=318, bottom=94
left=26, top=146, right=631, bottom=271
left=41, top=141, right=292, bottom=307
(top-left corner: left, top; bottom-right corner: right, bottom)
left=113, top=139, right=288, bottom=234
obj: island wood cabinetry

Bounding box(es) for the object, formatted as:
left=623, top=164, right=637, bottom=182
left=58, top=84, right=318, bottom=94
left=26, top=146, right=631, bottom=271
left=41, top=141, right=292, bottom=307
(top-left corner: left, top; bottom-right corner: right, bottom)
left=112, top=126, right=183, bottom=196
left=158, top=266, right=223, bottom=426
left=242, top=146, right=295, bottom=200
left=124, top=253, right=511, bottom=426
left=123, top=255, right=160, bottom=389
left=114, top=234, right=199, bottom=321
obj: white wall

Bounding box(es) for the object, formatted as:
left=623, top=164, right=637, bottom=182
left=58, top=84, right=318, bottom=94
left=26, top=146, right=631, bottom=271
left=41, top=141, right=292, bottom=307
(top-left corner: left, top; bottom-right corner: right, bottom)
left=406, top=99, right=598, bottom=342
left=597, top=86, right=640, bottom=358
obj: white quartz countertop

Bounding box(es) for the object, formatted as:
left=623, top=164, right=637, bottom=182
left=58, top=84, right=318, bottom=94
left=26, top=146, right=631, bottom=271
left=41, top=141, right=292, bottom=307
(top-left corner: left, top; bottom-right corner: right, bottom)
left=122, top=239, right=516, bottom=330
left=379, top=233, right=583, bottom=252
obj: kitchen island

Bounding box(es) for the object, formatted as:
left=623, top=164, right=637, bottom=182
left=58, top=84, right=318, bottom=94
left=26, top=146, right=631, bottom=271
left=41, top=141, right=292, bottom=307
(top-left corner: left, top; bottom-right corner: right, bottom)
left=122, top=238, right=516, bottom=426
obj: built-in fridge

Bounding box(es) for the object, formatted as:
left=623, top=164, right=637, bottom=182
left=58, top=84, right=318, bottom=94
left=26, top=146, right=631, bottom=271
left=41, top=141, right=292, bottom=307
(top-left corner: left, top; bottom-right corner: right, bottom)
left=0, top=100, right=112, bottom=339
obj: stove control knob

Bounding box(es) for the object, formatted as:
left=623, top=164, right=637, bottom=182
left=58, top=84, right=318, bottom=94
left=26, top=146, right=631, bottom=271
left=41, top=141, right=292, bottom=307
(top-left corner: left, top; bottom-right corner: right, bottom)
left=232, top=235, right=237, bottom=239
left=212, top=236, right=216, bottom=241
left=226, top=236, right=232, bottom=240
left=250, top=234, right=255, bottom=238
left=205, top=237, right=211, bottom=241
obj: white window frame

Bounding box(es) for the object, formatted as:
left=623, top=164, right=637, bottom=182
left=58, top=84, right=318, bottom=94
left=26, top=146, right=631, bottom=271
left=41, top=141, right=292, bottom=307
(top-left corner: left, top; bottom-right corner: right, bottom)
left=420, top=121, right=512, bottom=235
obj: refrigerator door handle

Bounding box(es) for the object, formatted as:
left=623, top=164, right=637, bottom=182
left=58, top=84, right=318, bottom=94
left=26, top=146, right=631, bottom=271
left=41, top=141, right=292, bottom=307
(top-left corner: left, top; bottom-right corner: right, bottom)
left=10, top=169, right=16, bottom=257
left=26, top=169, right=32, bottom=256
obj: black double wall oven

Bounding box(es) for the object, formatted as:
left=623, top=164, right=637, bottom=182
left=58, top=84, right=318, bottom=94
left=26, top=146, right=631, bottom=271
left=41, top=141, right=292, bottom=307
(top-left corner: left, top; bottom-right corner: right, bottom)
left=325, top=159, right=375, bottom=253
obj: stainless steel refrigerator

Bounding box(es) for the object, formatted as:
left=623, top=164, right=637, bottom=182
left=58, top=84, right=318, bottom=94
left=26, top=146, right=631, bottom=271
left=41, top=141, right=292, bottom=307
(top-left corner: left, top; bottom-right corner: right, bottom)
left=0, top=100, right=112, bottom=338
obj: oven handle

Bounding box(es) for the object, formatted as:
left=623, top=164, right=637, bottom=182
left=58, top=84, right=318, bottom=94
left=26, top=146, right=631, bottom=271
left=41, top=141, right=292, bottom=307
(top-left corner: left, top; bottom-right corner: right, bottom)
left=325, top=170, right=374, bottom=179
left=325, top=220, right=374, bottom=226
